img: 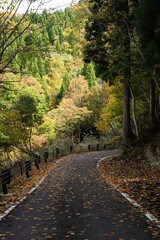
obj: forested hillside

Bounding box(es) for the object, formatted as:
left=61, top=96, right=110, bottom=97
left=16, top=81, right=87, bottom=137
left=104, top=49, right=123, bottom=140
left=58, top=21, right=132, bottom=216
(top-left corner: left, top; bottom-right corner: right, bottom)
left=0, top=0, right=160, bottom=167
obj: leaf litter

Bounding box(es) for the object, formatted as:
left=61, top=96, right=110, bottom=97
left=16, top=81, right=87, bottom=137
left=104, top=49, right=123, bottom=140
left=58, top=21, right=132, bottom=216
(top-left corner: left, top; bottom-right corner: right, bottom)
left=0, top=161, right=58, bottom=217
left=98, top=149, right=160, bottom=238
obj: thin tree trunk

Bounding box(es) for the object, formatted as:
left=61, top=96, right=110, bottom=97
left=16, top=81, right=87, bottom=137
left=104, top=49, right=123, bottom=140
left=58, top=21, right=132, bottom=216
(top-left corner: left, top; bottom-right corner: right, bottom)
left=123, top=78, right=133, bottom=146
left=150, top=78, right=156, bottom=127
left=129, top=84, right=139, bottom=139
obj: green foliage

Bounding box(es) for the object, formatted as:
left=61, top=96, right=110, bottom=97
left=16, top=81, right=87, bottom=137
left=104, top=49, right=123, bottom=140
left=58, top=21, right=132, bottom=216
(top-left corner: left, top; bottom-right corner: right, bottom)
left=136, top=0, right=160, bottom=67
left=56, top=72, right=71, bottom=105
left=0, top=2, right=50, bottom=75
left=82, top=62, right=96, bottom=88
left=1, top=74, right=16, bottom=104
left=38, top=117, right=56, bottom=144
left=82, top=82, right=109, bottom=134
left=0, top=109, right=27, bottom=149
left=56, top=39, right=62, bottom=54
left=96, top=83, right=123, bottom=133
left=37, top=58, right=46, bottom=78
left=48, top=98, right=91, bottom=141
left=42, top=27, right=50, bottom=46
left=0, top=1, right=93, bottom=155
left=3, top=0, right=159, bottom=151
left=15, top=87, right=47, bottom=127
left=84, top=0, right=160, bottom=145
left=42, top=79, right=49, bottom=103
left=48, top=26, right=56, bottom=45
left=11, top=57, right=20, bottom=73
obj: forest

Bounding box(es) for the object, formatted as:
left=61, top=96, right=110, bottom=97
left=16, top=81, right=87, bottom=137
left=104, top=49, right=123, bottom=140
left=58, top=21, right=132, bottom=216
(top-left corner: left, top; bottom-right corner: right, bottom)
left=0, top=0, right=160, bottom=167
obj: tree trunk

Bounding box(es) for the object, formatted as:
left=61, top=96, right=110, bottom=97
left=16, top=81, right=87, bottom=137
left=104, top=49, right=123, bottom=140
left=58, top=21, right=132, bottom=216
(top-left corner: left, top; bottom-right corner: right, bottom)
left=123, top=78, right=133, bottom=146
left=122, top=0, right=134, bottom=146
left=150, top=78, right=156, bottom=127
left=129, top=84, right=139, bottom=140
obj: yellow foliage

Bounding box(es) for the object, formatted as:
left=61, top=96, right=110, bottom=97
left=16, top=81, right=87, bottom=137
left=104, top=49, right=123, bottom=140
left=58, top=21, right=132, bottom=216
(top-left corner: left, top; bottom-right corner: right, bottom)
left=0, top=109, right=28, bottom=146
left=96, top=84, right=123, bottom=133
left=66, top=75, right=90, bottom=106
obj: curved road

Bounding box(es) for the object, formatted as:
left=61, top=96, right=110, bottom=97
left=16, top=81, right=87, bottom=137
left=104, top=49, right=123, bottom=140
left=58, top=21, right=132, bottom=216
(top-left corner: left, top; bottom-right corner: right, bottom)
left=0, top=150, right=155, bottom=239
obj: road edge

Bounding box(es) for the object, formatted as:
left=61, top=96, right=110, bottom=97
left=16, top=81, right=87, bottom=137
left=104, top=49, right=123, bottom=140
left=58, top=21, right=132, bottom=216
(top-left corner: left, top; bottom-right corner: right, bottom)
left=0, top=156, right=68, bottom=221
left=97, top=156, right=160, bottom=228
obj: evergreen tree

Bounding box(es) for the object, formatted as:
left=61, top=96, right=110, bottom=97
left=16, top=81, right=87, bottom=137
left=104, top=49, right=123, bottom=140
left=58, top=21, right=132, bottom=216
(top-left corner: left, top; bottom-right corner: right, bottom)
left=69, top=30, right=77, bottom=49
left=136, top=0, right=160, bottom=127
left=38, top=58, right=46, bottom=78
left=82, top=63, right=96, bottom=88
left=37, top=33, right=43, bottom=46
left=59, top=28, right=65, bottom=44
left=1, top=74, right=15, bottom=104
left=42, top=27, right=50, bottom=46
left=54, top=25, right=59, bottom=35
left=56, top=72, right=71, bottom=105
left=25, top=33, right=33, bottom=46
left=84, top=0, right=135, bottom=146
left=56, top=39, right=62, bottom=54
left=42, top=79, right=49, bottom=104
left=48, top=26, right=56, bottom=45
left=30, top=57, right=41, bottom=81
left=11, top=57, right=20, bottom=73
left=0, top=0, right=46, bottom=75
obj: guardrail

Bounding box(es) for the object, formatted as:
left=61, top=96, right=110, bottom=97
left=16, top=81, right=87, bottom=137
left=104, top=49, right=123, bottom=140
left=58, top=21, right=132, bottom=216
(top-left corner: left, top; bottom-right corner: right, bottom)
left=0, top=143, right=107, bottom=195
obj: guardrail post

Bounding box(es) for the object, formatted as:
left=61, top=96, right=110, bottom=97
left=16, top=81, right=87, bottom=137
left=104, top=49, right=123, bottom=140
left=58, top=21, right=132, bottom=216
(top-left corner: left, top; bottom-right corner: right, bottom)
left=2, top=169, right=10, bottom=194
left=25, top=161, right=31, bottom=178
left=88, top=144, right=91, bottom=151
left=56, top=147, right=59, bottom=158
left=35, top=154, right=40, bottom=169
left=97, top=143, right=100, bottom=151
left=70, top=146, right=73, bottom=153
left=44, top=151, right=49, bottom=163
left=20, top=164, right=23, bottom=175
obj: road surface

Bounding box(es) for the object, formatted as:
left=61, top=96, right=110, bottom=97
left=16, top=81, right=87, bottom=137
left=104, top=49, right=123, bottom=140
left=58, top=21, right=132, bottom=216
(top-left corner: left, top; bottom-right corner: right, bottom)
left=0, top=150, right=155, bottom=239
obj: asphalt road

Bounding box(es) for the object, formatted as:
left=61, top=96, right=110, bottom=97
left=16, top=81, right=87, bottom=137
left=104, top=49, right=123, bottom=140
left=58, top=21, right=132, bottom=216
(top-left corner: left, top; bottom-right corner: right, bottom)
left=0, top=150, right=155, bottom=239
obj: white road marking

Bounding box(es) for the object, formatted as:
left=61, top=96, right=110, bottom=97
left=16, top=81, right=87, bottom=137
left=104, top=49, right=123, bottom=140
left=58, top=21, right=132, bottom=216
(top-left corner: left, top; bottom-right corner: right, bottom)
left=97, top=155, right=160, bottom=228
left=0, top=156, right=67, bottom=221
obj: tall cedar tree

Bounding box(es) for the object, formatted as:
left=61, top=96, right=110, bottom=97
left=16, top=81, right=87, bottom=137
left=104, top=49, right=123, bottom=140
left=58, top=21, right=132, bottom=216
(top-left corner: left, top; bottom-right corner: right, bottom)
left=84, top=0, right=135, bottom=146
left=56, top=72, right=71, bottom=106
left=136, top=0, right=160, bottom=127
